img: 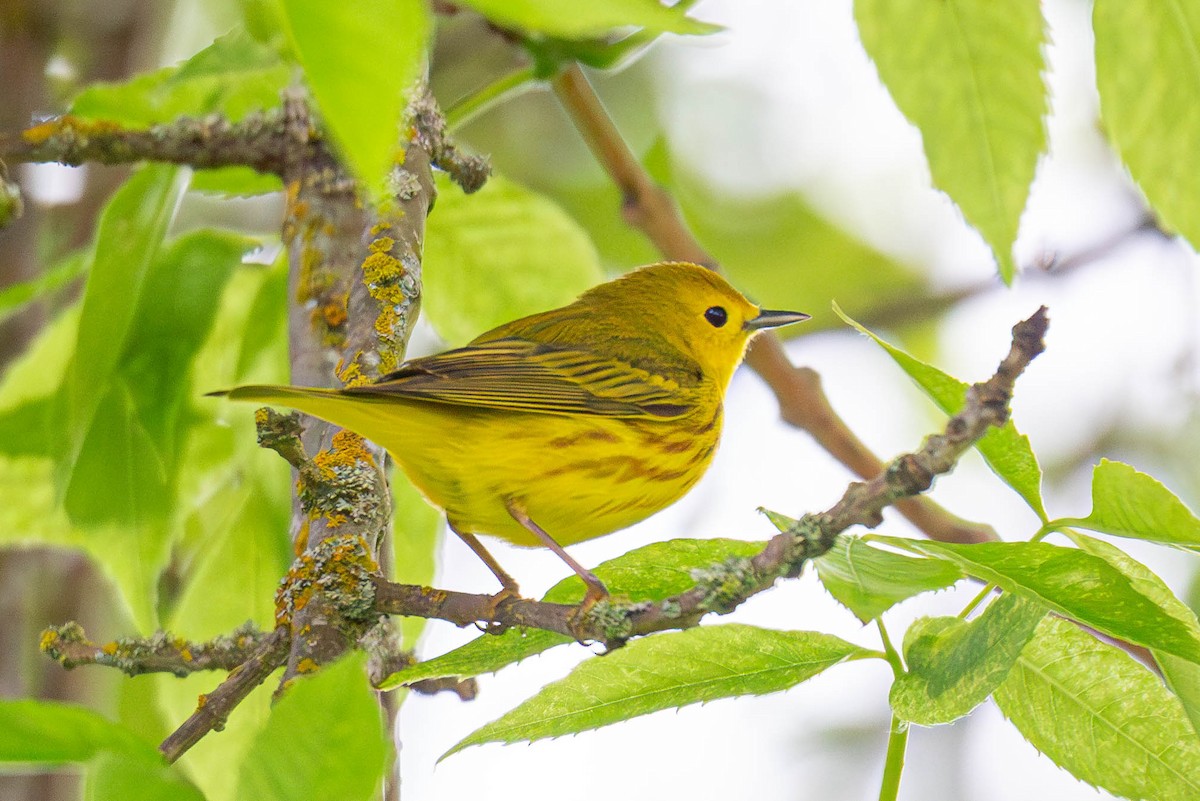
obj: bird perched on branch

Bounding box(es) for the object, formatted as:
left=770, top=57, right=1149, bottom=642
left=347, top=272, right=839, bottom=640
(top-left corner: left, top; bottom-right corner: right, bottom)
left=214, top=261, right=808, bottom=605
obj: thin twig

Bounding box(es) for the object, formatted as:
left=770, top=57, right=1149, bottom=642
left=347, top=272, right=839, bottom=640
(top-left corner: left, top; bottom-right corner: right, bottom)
left=158, top=627, right=293, bottom=763
left=39, top=621, right=272, bottom=677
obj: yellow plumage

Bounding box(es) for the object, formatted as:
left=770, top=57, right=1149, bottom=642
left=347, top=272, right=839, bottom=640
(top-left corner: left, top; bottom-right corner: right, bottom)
left=216, top=262, right=807, bottom=599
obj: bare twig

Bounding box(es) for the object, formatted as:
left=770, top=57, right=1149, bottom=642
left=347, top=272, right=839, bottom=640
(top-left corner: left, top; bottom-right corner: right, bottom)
left=549, top=64, right=997, bottom=546
left=158, top=627, right=292, bottom=763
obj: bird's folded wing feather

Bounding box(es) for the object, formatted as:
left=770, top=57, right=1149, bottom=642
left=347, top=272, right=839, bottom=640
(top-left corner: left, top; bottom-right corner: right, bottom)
left=346, top=338, right=698, bottom=418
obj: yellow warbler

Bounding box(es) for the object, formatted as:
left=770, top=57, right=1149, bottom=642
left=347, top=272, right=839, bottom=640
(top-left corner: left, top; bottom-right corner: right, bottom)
left=215, top=262, right=807, bottom=601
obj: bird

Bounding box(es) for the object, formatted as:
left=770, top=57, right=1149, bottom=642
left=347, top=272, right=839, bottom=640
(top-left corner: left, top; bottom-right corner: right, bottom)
left=213, top=261, right=809, bottom=604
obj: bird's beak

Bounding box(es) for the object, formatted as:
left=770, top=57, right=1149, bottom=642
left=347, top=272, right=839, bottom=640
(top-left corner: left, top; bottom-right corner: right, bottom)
left=744, top=308, right=811, bottom=330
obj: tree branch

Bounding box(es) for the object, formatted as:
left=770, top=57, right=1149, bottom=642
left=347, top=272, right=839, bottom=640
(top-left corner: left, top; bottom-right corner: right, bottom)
left=549, top=63, right=997, bottom=546
left=0, top=110, right=294, bottom=174
left=158, top=626, right=292, bottom=763
left=39, top=621, right=272, bottom=677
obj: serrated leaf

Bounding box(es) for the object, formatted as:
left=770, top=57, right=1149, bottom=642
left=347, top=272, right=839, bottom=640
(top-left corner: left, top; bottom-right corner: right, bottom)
left=423, top=172, right=604, bottom=347
left=1095, top=0, right=1200, bottom=251
left=455, top=0, right=717, bottom=38
left=995, top=616, right=1200, bottom=801
left=1055, top=459, right=1200, bottom=549
left=836, top=305, right=1047, bottom=519
left=815, top=535, right=963, bottom=622
left=237, top=653, right=388, bottom=801
left=1067, top=531, right=1200, bottom=738
left=279, top=0, right=429, bottom=197
left=855, top=0, right=1047, bottom=282
left=445, top=624, right=867, bottom=757
left=70, top=28, right=289, bottom=126
left=891, top=592, right=1045, bottom=724
left=878, top=536, right=1200, bottom=664
left=381, top=538, right=763, bottom=688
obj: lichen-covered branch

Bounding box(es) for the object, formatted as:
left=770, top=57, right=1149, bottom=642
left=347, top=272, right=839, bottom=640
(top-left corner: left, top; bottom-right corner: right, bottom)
left=0, top=110, right=295, bottom=174
left=158, top=627, right=293, bottom=763
left=0, top=93, right=489, bottom=196
left=550, top=63, right=995, bottom=546
left=369, top=308, right=1049, bottom=648
left=275, top=92, right=436, bottom=685
left=39, top=621, right=272, bottom=677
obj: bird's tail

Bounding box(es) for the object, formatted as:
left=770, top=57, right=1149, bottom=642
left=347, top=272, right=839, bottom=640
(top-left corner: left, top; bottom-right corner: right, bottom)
left=207, top=384, right=396, bottom=445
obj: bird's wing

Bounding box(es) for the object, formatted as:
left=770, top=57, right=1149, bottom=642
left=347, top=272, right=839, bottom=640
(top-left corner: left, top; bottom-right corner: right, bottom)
left=346, top=338, right=698, bottom=418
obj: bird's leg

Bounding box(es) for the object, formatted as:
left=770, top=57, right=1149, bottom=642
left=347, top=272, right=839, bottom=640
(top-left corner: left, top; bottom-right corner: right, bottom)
left=505, top=499, right=610, bottom=607
left=447, top=523, right=520, bottom=630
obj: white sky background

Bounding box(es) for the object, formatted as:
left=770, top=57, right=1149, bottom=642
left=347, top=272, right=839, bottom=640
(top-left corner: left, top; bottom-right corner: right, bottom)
left=399, top=0, right=1200, bottom=799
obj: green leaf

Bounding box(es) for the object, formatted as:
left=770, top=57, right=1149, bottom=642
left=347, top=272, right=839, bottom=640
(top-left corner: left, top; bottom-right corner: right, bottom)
left=890, top=592, right=1045, bottom=724
left=0, top=700, right=149, bottom=763
left=0, top=249, right=87, bottom=326
left=855, top=0, right=1047, bottom=282
left=63, top=230, right=250, bottom=525
left=995, top=617, right=1200, bottom=801
left=0, top=700, right=204, bottom=801
left=836, top=306, right=1047, bottom=519
left=1066, top=532, right=1200, bottom=738
left=1055, top=459, right=1200, bottom=549
left=1095, top=0, right=1200, bottom=251
left=423, top=172, right=605, bottom=347
left=86, top=752, right=206, bottom=801
left=191, top=166, right=284, bottom=197
left=878, top=537, right=1200, bottom=664
left=70, top=28, right=289, bottom=126
left=815, top=535, right=963, bottom=622
left=455, top=0, right=717, bottom=38
left=60, top=165, right=186, bottom=490
left=279, top=0, right=430, bottom=196
left=237, top=653, right=388, bottom=801
left=157, top=483, right=289, bottom=801
left=446, top=624, right=867, bottom=757
left=381, top=538, right=763, bottom=688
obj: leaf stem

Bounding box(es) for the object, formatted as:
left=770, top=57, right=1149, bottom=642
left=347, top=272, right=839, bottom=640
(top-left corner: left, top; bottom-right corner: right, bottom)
left=878, top=714, right=910, bottom=801
left=958, top=582, right=996, bottom=618
left=446, top=65, right=540, bottom=131
left=875, top=618, right=904, bottom=678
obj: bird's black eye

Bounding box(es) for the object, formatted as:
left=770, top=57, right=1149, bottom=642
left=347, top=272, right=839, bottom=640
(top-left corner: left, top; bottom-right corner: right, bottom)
left=704, top=306, right=728, bottom=328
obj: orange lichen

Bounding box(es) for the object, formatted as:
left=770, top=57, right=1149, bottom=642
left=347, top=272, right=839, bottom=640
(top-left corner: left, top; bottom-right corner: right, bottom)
left=39, top=629, right=58, bottom=652
left=368, top=236, right=396, bottom=253
left=336, top=357, right=368, bottom=388
left=361, top=249, right=403, bottom=286
left=101, top=641, right=118, bottom=655
left=317, top=295, right=348, bottom=329
left=21, top=115, right=122, bottom=145
left=313, top=430, right=376, bottom=475
left=196, top=693, right=209, bottom=710
left=297, top=657, right=320, bottom=674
